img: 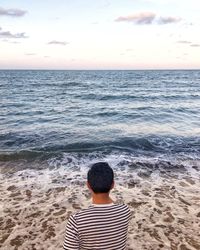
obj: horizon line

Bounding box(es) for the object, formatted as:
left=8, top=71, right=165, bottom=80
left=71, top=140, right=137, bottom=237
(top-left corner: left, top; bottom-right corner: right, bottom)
left=0, top=68, right=200, bottom=71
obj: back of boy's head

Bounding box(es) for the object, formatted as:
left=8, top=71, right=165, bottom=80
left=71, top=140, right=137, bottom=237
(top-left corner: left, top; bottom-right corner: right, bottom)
left=87, top=162, right=114, bottom=193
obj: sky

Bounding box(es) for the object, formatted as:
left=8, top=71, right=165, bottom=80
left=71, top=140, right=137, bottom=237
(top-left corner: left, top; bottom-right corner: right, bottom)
left=0, top=0, right=200, bottom=69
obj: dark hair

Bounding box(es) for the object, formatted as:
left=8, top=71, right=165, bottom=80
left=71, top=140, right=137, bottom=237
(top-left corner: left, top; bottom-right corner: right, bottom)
left=87, top=162, right=114, bottom=193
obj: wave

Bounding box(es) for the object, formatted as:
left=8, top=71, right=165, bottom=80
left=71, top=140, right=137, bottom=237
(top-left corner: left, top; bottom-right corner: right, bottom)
left=0, top=136, right=199, bottom=162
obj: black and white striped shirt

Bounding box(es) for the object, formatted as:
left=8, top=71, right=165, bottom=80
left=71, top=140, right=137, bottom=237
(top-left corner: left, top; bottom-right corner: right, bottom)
left=63, top=203, right=131, bottom=250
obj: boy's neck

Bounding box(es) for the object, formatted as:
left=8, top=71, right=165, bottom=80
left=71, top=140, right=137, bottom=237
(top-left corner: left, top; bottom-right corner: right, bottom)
left=92, top=192, right=113, bottom=204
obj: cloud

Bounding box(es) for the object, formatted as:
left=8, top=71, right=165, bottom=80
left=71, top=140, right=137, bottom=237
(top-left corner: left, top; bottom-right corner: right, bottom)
left=115, top=12, right=182, bottom=25
left=115, top=12, right=156, bottom=24
left=1, top=39, right=20, bottom=44
left=48, top=40, right=69, bottom=46
left=176, top=41, right=200, bottom=47
left=0, top=7, right=27, bottom=17
left=158, top=16, right=181, bottom=24
left=0, top=29, right=28, bottom=39
left=91, top=22, right=98, bottom=25
left=177, top=40, right=191, bottom=44
left=25, top=53, right=36, bottom=56
left=190, top=44, right=200, bottom=47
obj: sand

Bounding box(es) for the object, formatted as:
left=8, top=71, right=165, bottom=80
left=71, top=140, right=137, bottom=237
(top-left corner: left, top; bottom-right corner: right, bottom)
left=0, top=157, right=200, bottom=250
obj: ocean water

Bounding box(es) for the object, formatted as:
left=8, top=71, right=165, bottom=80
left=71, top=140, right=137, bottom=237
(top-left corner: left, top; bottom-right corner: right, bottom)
left=0, top=70, right=200, bottom=170
left=1, top=70, right=200, bottom=249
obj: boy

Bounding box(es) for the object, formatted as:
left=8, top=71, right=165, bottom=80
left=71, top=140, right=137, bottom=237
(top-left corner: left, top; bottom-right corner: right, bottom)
left=63, top=162, right=130, bottom=250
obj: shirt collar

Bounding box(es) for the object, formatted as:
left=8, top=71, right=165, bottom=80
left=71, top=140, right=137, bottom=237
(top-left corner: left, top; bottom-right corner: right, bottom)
left=91, top=203, right=114, bottom=207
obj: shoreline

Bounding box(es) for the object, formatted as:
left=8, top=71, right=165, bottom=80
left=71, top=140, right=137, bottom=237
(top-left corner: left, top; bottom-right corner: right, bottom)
left=0, top=161, right=200, bottom=250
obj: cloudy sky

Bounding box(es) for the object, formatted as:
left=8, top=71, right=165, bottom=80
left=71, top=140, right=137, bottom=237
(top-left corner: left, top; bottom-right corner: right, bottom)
left=0, top=0, right=200, bottom=69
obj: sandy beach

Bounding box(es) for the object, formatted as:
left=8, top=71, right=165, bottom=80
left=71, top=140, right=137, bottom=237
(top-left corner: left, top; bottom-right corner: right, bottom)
left=0, top=157, right=200, bottom=250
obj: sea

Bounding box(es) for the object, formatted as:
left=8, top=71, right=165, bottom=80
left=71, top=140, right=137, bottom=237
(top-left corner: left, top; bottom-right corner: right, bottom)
left=1, top=70, right=200, bottom=249
left=0, top=70, right=200, bottom=173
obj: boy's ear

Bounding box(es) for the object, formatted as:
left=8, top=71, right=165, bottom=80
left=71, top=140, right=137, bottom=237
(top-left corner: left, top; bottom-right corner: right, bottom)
left=111, top=181, right=114, bottom=190
left=86, top=181, right=91, bottom=190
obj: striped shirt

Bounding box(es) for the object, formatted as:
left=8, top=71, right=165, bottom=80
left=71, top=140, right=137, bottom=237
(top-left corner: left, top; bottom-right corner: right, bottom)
left=63, top=203, right=131, bottom=250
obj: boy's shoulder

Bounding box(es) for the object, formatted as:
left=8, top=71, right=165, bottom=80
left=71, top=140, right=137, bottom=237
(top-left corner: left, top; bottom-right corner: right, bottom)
left=71, top=203, right=131, bottom=220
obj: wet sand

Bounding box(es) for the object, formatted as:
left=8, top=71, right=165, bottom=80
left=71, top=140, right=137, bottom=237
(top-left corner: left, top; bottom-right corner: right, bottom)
left=0, top=160, right=200, bottom=250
